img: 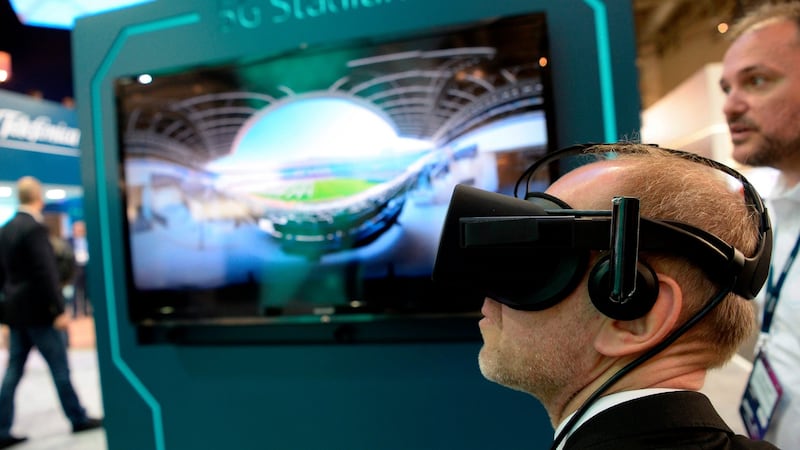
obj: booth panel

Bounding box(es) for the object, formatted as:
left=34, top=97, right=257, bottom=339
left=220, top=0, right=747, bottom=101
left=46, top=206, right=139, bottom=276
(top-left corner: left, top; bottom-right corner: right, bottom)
left=72, top=1, right=640, bottom=449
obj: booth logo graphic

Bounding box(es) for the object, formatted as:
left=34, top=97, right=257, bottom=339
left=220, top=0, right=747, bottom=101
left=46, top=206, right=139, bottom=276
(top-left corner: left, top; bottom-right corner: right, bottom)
left=0, top=109, right=81, bottom=149
left=218, top=0, right=403, bottom=31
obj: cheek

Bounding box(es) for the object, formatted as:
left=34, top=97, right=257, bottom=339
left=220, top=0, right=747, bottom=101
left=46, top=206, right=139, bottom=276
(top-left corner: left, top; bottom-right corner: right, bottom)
left=498, top=310, right=562, bottom=352
left=501, top=310, right=540, bottom=336
left=757, top=92, right=800, bottom=134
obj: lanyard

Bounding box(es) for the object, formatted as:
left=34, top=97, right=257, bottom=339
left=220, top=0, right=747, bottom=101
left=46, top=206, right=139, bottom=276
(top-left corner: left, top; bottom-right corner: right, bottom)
left=762, top=232, right=800, bottom=333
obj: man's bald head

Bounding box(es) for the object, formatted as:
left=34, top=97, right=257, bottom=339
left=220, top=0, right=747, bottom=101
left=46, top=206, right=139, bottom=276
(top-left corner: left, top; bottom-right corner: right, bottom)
left=17, top=176, right=44, bottom=208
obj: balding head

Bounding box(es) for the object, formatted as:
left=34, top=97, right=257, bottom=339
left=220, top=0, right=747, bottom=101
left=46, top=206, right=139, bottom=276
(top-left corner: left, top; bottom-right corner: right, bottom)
left=546, top=144, right=760, bottom=367
left=17, top=176, right=44, bottom=209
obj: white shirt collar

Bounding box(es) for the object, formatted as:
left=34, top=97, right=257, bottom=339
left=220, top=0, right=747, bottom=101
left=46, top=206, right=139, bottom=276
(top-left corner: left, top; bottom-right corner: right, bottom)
left=771, top=173, right=800, bottom=201
left=553, top=388, right=682, bottom=449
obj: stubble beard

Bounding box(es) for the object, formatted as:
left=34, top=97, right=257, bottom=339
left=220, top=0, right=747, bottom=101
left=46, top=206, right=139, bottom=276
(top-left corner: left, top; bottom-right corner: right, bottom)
left=735, top=126, right=800, bottom=171
left=477, top=338, right=579, bottom=406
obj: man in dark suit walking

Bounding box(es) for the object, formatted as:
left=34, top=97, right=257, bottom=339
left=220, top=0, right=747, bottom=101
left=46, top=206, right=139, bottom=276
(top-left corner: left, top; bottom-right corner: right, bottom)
left=0, top=176, right=102, bottom=449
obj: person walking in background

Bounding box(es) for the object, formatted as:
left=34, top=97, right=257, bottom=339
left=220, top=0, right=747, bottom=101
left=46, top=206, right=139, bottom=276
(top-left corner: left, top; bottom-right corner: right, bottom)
left=68, top=220, right=90, bottom=318
left=48, top=231, right=76, bottom=347
left=720, top=2, right=800, bottom=448
left=0, top=176, right=102, bottom=449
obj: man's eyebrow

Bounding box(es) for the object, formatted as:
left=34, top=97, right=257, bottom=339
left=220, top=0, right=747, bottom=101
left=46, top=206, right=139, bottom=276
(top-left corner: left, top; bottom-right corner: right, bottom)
left=738, top=65, right=769, bottom=74
left=721, top=64, right=773, bottom=85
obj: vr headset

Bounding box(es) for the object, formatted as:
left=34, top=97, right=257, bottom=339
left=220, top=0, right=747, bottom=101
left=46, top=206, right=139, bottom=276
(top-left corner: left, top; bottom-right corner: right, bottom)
left=432, top=144, right=772, bottom=321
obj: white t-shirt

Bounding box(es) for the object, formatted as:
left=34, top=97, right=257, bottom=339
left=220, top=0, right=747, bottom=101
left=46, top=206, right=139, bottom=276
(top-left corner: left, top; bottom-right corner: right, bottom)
left=759, top=176, right=800, bottom=449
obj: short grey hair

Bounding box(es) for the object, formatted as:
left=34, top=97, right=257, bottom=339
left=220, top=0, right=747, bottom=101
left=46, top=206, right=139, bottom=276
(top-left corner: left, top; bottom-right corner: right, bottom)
left=729, top=1, right=800, bottom=41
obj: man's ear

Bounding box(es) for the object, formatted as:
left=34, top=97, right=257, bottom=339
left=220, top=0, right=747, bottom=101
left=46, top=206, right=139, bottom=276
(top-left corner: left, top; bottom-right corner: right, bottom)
left=593, top=274, right=683, bottom=357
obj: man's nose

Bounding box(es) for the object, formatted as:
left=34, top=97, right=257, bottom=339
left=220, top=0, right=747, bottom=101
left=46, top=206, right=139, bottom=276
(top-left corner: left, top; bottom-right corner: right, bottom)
left=722, top=88, right=747, bottom=120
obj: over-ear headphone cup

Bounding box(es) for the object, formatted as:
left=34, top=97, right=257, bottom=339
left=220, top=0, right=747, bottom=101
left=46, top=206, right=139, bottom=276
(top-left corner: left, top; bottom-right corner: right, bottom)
left=588, top=257, right=659, bottom=320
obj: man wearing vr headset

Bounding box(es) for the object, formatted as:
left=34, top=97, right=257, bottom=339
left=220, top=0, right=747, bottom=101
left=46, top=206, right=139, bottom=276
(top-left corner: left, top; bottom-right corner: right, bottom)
left=434, top=143, right=778, bottom=449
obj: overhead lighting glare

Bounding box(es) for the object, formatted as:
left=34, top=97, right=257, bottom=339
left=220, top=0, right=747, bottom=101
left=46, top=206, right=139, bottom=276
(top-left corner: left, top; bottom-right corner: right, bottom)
left=0, top=187, right=12, bottom=197
left=138, top=74, right=153, bottom=84
left=45, top=189, right=66, bottom=200
left=717, top=22, right=729, bottom=34
left=0, top=51, right=11, bottom=82
left=9, top=0, right=154, bottom=30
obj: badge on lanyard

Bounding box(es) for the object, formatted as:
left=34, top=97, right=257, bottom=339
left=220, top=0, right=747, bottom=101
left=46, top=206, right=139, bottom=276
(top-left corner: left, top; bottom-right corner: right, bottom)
left=740, top=350, right=784, bottom=440
left=739, top=231, right=800, bottom=439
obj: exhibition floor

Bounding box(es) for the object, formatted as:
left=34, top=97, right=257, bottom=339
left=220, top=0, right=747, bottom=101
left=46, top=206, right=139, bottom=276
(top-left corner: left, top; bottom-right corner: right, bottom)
left=0, top=317, right=106, bottom=450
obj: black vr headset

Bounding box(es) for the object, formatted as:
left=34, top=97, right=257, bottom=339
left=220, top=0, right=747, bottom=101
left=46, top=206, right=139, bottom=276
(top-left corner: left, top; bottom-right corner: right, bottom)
left=432, top=144, right=773, bottom=321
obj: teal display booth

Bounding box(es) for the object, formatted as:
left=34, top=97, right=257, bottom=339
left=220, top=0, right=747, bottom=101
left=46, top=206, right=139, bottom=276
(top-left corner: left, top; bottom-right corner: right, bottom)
left=72, top=1, right=641, bottom=449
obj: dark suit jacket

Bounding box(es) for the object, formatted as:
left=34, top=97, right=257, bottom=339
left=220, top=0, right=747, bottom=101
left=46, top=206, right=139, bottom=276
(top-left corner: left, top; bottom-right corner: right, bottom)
left=0, top=211, right=64, bottom=326
left=563, top=391, right=780, bottom=449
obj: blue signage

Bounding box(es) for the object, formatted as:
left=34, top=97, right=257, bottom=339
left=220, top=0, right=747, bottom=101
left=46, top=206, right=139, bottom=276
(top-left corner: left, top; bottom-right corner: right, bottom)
left=0, top=89, right=82, bottom=185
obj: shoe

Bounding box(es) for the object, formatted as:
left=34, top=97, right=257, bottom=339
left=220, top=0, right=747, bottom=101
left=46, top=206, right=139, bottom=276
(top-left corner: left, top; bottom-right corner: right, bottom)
left=0, top=435, right=27, bottom=449
left=72, top=417, right=103, bottom=433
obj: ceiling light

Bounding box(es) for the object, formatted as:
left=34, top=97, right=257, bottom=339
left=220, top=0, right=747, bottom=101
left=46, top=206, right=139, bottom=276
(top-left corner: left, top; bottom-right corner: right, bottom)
left=0, top=51, right=11, bottom=83
left=46, top=189, right=66, bottom=200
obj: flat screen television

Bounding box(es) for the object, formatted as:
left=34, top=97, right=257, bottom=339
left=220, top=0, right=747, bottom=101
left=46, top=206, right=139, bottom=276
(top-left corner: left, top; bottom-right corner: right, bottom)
left=115, top=11, right=554, bottom=342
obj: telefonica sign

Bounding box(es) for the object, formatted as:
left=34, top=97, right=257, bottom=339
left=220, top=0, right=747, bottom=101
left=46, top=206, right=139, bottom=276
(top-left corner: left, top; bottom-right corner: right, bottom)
left=0, top=90, right=81, bottom=157
left=0, top=108, right=81, bottom=155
